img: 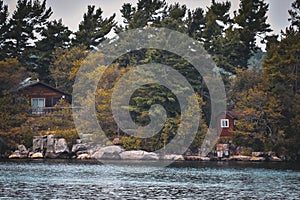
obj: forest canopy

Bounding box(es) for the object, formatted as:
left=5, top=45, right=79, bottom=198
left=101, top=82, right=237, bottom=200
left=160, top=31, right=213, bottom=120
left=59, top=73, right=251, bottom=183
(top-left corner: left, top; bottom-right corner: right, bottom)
left=0, top=0, right=299, bottom=160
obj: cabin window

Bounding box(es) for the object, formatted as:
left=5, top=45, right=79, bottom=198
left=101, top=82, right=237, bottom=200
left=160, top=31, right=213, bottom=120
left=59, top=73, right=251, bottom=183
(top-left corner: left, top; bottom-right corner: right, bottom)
left=31, top=98, right=45, bottom=114
left=221, top=119, right=229, bottom=128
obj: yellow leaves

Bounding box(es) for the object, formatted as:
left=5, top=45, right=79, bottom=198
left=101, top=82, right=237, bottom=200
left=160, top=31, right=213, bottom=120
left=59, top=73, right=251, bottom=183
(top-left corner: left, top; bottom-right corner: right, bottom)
left=69, top=59, right=83, bottom=80
left=0, top=58, right=25, bottom=92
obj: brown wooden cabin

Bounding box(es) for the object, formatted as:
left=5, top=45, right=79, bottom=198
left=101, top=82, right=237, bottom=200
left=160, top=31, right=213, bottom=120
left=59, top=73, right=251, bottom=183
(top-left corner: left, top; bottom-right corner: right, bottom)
left=217, top=111, right=239, bottom=137
left=17, top=80, right=71, bottom=114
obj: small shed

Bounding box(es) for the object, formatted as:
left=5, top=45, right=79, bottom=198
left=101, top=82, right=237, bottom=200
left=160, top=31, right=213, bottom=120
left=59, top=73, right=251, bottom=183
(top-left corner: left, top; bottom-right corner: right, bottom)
left=17, top=80, right=71, bottom=114
left=217, top=111, right=239, bottom=137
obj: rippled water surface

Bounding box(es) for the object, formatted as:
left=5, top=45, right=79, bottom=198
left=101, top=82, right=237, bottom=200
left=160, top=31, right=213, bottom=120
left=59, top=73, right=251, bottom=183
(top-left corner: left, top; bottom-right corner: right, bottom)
left=0, top=160, right=299, bottom=199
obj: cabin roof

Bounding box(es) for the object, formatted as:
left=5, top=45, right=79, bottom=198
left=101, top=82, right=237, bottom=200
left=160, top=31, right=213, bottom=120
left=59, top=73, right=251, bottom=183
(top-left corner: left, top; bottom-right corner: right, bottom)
left=17, top=80, right=70, bottom=97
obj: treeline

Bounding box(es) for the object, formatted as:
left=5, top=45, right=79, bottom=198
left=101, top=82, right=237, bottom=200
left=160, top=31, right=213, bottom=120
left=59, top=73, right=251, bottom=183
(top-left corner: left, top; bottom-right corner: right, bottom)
left=0, top=0, right=299, bottom=159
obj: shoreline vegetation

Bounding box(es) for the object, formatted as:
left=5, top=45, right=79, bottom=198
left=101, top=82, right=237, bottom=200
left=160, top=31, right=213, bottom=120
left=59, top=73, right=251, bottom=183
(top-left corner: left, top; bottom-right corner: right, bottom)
left=0, top=0, right=299, bottom=162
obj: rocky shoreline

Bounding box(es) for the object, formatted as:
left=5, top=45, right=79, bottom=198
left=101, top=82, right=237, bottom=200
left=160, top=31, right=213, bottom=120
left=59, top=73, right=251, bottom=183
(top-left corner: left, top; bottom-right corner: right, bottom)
left=3, top=134, right=285, bottom=162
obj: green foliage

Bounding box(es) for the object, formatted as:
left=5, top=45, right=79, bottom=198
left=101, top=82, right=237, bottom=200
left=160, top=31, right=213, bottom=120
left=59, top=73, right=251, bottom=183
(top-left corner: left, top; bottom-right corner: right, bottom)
left=6, top=0, right=52, bottom=64
left=50, top=45, right=88, bottom=93
left=72, top=5, right=116, bottom=49
left=262, top=21, right=300, bottom=158
left=120, top=136, right=142, bottom=150
left=0, top=0, right=9, bottom=60
left=34, top=19, right=72, bottom=82
left=0, top=58, right=32, bottom=153
left=0, top=0, right=299, bottom=159
left=119, top=0, right=166, bottom=30
left=26, top=100, right=78, bottom=144
left=230, top=6, right=299, bottom=156
left=0, top=58, right=25, bottom=93
left=288, top=0, right=300, bottom=30
left=234, top=0, right=271, bottom=68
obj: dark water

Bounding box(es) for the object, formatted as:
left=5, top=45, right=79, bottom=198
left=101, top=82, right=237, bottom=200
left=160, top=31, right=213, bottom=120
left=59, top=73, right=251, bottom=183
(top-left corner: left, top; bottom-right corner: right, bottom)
left=0, top=160, right=300, bottom=199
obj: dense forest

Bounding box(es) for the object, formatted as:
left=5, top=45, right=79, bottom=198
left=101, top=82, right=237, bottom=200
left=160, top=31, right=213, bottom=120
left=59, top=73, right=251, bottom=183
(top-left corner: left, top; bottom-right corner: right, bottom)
left=0, top=0, right=299, bottom=160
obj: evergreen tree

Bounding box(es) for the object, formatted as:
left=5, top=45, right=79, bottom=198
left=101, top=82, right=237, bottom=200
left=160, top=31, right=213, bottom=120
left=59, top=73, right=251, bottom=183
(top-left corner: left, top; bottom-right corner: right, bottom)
left=200, top=0, right=248, bottom=74
left=34, top=19, right=72, bottom=83
left=202, top=0, right=231, bottom=52
left=72, top=5, right=116, bottom=50
left=234, top=0, right=271, bottom=68
left=0, top=58, right=30, bottom=152
left=156, top=3, right=187, bottom=33
left=186, top=8, right=205, bottom=40
left=0, top=0, right=9, bottom=60
left=263, top=27, right=300, bottom=159
left=50, top=45, right=88, bottom=93
left=6, top=0, right=52, bottom=64
left=211, top=27, right=247, bottom=74
left=119, top=0, right=166, bottom=30
left=0, top=58, right=25, bottom=94
left=288, top=0, right=300, bottom=30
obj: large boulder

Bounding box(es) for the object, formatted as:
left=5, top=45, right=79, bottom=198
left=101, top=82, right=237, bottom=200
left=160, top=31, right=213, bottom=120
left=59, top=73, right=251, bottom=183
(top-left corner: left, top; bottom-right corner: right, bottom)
left=252, top=152, right=265, bottom=157
left=250, top=156, right=265, bottom=162
left=229, top=155, right=251, bottom=161
left=18, top=145, right=27, bottom=153
left=8, top=153, right=21, bottom=159
left=77, top=153, right=91, bottom=159
left=71, top=143, right=88, bottom=153
left=32, top=136, right=43, bottom=152
left=98, top=145, right=124, bottom=154
left=90, top=145, right=124, bottom=160
left=9, top=145, right=29, bottom=159
left=54, top=138, right=69, bottom=154
left=163, top=154, right=184, bottom=160
left=120, top=150, right=145, bottom=160
left=142, top=152, right=159, bottom=160
left=268, top=156, right=282, bottom=162
left=18, top=144, right=28, bottom=157
left=9, top=150, right=27, bottom=159
left=30, top=152, right=43, bottom=159
left=91, top=151, right=105, bottom=159
left=45, top=135, right=55, bottom=153
left=120, top=150, right=159, bottom=160
left=101, top=153, right=121, bottom=160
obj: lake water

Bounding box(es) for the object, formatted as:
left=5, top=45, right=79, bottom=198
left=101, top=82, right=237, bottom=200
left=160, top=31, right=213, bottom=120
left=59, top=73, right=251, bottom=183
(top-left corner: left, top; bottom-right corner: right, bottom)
left=0, top=160, right=299, bottom=199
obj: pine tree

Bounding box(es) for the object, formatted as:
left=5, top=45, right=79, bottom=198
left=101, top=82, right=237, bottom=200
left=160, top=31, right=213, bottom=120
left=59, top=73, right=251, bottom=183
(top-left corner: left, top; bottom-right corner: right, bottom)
left=34, top=19, right=72, bottom=83
left=120, top=0, right=166, bottom=30
left=156, top=3, right=187, bottom=33
left=72, top=5, right=116, bottom=50
left=0, top=59, right=29, bottom=146
left=234, top=0, right=271, bottom=68
left=186, top=8, right=205, bottom=40
left=0, top=0, right=9, bottom=60
left=202, top=0, right=231, bottom=53
left=50, top=45, right=88, bottom=94
left=289, top=0, right=300, bottom=30
left=6, top=0, right=52, bottom=64
left=263, top=27, right=300, bottom=158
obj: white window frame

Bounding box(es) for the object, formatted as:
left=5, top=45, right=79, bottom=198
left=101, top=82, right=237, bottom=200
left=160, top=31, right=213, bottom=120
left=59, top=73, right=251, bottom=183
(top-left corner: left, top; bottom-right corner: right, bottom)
left=220, top=119, right=229, bottom=128
left=31, top=98, right=45, bottom=114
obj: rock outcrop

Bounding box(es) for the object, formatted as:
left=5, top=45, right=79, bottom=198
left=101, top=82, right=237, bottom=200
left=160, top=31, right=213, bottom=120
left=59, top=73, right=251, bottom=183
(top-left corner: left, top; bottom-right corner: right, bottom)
left=163, top=154, right=184, bottom=160
left=8, top=145, right=28, bottom=159
left=54, top=138, right=69, bottom=154
left=90, top=145, right=124, bottom=160
left=119, top=150, right=159, bottom=160
left=30, top=152, right=43, bottom=159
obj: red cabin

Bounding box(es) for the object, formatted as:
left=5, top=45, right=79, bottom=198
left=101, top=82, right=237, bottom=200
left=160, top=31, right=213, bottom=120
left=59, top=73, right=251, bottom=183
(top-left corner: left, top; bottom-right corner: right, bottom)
left=17, top=80, right=71, bottom=114
left=217, top=111, right=239, bottom=137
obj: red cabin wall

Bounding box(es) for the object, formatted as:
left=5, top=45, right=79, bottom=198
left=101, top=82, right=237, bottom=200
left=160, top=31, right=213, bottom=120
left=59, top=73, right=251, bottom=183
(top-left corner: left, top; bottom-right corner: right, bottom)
left=217, top=113, right=235, bottom=137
